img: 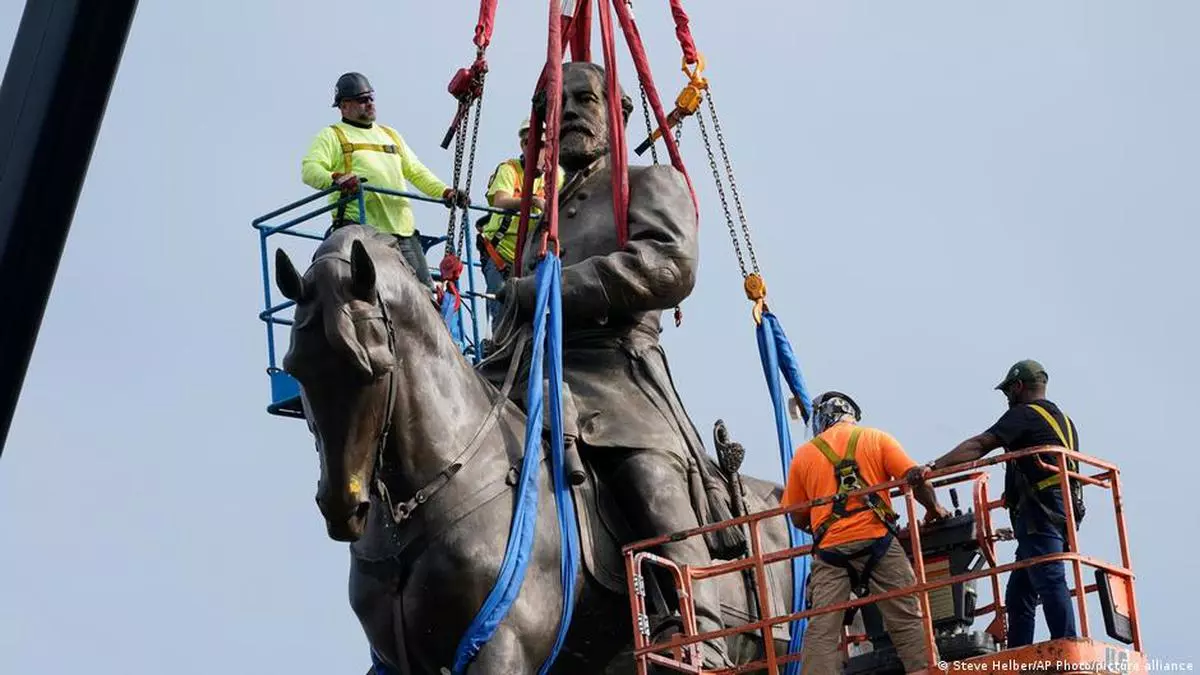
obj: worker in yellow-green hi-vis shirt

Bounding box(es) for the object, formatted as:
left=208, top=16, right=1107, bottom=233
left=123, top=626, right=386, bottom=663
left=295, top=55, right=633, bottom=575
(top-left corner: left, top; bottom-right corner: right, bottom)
left=302, top=72, right=468, bottom=292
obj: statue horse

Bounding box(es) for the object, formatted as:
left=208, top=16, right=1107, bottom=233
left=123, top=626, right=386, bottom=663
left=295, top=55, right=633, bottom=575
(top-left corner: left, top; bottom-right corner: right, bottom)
left=275, top=224, right=799, bottom=674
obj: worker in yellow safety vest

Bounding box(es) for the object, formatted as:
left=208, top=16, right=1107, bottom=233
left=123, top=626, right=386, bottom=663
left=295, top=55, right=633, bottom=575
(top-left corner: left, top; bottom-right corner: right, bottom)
left=475, top=118, right=565, bottom=328
left=301, top=72, right=467, bottom=292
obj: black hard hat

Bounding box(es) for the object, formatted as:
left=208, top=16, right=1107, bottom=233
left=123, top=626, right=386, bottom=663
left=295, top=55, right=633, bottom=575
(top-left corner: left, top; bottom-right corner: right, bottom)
left=812, top=391, right=862, bottom=420
left=332, top=72, right=373, bottom=106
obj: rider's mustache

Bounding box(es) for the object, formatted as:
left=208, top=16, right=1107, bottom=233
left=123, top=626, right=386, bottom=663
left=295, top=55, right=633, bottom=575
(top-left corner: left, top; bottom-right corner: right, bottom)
left=561, top=123, right=595, bottom=137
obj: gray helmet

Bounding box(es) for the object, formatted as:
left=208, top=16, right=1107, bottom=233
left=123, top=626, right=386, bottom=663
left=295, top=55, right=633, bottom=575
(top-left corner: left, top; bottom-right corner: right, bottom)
left=332, top=72, right=373, bottom=106
left=811, top=390, right=862, bottom=435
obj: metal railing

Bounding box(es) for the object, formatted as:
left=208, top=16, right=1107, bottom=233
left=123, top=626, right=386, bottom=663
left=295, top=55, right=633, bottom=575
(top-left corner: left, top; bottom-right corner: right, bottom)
left=251, top=184, right=526, bottom=417
left=623, top=447, right=1142, bottom=674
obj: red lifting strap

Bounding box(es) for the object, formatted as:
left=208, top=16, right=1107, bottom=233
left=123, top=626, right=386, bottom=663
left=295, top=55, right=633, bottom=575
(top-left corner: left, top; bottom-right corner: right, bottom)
left=669, top=0, right=699, bottom=65
left=474, top=0, right=499, bottom=50
left=514, top=0, right=699, bottom=263
left=596, top=0, right=630, bottom=247
left=541, top=0, right=566, bottom=247
left=513, top=8, right=584, bottom=268
left=570, top=0, right=593, bottom=62
left=611, top=0, right=699, bottom=220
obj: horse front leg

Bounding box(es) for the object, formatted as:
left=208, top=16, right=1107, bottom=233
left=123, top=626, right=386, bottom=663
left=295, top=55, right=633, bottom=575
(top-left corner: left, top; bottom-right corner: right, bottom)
left=349, top=556, right=406, bottom=671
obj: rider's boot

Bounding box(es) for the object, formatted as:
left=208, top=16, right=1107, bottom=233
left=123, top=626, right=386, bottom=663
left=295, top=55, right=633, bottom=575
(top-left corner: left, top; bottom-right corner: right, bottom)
left=599, top=449, right=733, bottom=669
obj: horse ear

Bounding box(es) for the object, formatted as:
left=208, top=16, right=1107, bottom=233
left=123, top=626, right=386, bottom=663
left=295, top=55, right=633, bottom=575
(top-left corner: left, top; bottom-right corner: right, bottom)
left=275, top=249, right=305, bottom=302
left=349, top=239, right=376, bottom=300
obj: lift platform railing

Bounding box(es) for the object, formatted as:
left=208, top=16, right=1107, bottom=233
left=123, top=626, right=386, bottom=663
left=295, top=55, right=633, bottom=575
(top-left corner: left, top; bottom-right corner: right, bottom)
left=251, top=184, right=525, bottom=418
left=622, top=447, right=1141, bottom=675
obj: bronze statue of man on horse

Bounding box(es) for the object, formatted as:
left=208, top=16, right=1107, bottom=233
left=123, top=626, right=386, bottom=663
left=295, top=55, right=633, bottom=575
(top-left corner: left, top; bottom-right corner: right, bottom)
left=275, top=61, right=792, bottom=674
left=482, top=60, right=741, bottom=668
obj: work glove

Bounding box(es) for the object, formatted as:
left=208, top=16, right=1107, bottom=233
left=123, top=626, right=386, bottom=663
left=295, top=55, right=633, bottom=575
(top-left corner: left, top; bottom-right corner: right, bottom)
left=332, top=172, right=361, bottom=195
left=442, top=187, right=470, bottom=208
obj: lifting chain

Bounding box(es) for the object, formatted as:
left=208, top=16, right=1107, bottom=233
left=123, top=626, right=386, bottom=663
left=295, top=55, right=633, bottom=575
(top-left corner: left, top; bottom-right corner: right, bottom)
left=445, top=109, right=469, bottom=254
left=445, top=71, right=488, bottom=257
left=639, top=85, right=682, bottom=166
left=457, top=92, right=486, bottom=256
left=696, top=87, right=757, bottom=278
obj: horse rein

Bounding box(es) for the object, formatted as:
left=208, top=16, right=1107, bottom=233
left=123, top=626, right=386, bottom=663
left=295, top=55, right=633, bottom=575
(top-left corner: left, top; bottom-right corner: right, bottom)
left=387, top=330, right=528, bottom=524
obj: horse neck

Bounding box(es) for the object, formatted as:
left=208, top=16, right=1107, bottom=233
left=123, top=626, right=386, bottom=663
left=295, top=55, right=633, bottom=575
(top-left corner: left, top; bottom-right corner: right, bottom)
left=381, top=301, right=498, bottom=496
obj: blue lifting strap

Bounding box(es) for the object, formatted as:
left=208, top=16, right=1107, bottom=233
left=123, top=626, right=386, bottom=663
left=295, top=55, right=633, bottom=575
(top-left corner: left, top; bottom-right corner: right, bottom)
left=440, top=291, right=466, bottom=352
left=452, top=252, right=580, bottom=674
left=755, top=310, right=813, bottom=675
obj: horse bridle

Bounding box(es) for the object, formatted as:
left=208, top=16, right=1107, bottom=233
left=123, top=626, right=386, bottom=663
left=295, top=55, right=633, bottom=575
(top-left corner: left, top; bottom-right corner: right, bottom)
left=309, top=252, right=527, bottom=528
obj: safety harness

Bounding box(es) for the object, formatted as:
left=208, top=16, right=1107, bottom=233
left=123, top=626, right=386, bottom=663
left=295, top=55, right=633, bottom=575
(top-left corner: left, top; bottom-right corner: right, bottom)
left=329, top=123, right=408, bottom=173
left=475, top=158, right=527, bottom=273
left=328, top=124, right=410, bottom=227
left=1011, top=403, right=1086, bottom=530
left=810, top=427, right=902, bottom=602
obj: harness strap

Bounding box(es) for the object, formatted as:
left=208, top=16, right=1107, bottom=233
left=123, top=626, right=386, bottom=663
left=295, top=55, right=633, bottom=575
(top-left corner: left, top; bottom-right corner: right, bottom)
left=388, top=330, right=529, bottom=523
left=815, top=534, right=894, bottom=624
left=1027, top=403, right=1078, bottom=490
left=330, top=124, right=407, bottom=175
left=483, top=159, right=529, bottom=256
left=810, top=427, right=899, bottom=547
left=809, top=435, right=841, bottom=466
left=480, top=236, right=509, bottom=272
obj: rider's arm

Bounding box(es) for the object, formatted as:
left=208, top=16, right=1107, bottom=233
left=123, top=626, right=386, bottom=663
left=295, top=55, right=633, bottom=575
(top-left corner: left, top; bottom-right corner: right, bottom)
left=301, top=128, right=339, bottom=190
left=506, top=165, right=697, bottom=321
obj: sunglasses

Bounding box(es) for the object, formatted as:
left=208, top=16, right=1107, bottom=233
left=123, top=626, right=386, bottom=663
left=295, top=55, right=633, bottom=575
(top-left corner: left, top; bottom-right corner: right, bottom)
left=349, top=95, right=375, bottom=105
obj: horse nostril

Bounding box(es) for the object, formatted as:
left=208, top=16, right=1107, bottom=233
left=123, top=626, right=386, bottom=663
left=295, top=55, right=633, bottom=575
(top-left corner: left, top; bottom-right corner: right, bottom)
left=354, top=502, right=370, bottom=522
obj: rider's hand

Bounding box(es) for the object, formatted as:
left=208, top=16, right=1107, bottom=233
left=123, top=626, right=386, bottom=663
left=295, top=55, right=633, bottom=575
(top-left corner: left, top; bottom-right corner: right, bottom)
left=332, top=172, right=360, bottom=195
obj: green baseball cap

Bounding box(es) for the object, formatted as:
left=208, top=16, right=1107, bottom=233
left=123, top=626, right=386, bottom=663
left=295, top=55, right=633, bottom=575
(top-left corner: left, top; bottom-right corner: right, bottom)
left=995, top=359, right=1047, bottom=390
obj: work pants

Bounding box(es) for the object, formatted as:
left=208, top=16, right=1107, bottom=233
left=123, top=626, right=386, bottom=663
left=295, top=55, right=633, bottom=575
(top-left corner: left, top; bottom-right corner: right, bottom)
left=480, top=256, right=508, bottom=328
left=802, top=538, right=934, bottom=674
left=1006, top=489, right=1078, bottom=647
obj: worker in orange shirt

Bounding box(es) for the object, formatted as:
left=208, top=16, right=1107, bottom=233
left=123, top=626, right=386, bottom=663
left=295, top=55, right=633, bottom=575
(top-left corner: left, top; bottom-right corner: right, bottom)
left=782, top=391, right=950, bottom=675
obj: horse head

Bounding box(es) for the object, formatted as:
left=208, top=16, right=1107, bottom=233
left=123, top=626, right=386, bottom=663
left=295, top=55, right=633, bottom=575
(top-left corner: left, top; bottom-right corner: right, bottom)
left=275, top=225, right=448, bottom=542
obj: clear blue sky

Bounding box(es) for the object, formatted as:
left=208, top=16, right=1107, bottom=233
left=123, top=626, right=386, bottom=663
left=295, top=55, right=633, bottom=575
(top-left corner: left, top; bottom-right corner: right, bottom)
left=2, top=1, right=1197, bottom=672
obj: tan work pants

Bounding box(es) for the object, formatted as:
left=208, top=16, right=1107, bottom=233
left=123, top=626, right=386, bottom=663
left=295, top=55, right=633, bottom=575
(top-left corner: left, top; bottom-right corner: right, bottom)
left=801, top=538, right=935, bottom=674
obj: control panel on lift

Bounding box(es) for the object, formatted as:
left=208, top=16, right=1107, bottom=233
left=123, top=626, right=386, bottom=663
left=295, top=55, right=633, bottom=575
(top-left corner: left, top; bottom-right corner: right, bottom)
left=845, top=489, right=1000, bottom=675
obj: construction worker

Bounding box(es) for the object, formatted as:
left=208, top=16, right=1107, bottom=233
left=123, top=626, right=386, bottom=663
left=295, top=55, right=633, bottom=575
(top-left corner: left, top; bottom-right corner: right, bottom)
left=926, top=360, right=1080, bottom=647
left=782, top=391, right=948, bottom=675
left=301, top=72, right=467, bottom=292
left=476, top=119, right=564, bottom=327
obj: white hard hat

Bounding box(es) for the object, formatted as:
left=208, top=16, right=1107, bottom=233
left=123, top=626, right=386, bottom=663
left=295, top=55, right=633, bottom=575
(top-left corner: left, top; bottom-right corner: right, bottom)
left=519, top=118, right=531, bottom=136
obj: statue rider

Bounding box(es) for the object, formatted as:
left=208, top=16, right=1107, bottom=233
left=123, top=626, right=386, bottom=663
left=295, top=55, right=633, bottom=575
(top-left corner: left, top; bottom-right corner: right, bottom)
left=481, top=61, right=734, bottom=668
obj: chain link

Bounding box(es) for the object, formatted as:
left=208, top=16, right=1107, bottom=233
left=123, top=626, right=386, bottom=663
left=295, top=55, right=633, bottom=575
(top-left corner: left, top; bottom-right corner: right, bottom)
left=456, top=87, right=486, bottom=256
left=704, top=89, right=758, bottom=274
left=639, top=85, right=685, bottom=166
left=444, top=70, right=488, bottom=257
left=445, top=107, right=469, bottom=252
left=696, top=106, right=747, bottom=277
left=639, top=86, right=659, bottom=165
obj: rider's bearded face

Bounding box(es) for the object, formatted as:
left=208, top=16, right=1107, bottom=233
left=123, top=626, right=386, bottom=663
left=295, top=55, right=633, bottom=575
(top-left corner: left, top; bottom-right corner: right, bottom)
left=558, top=67, right=610, bottom=171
